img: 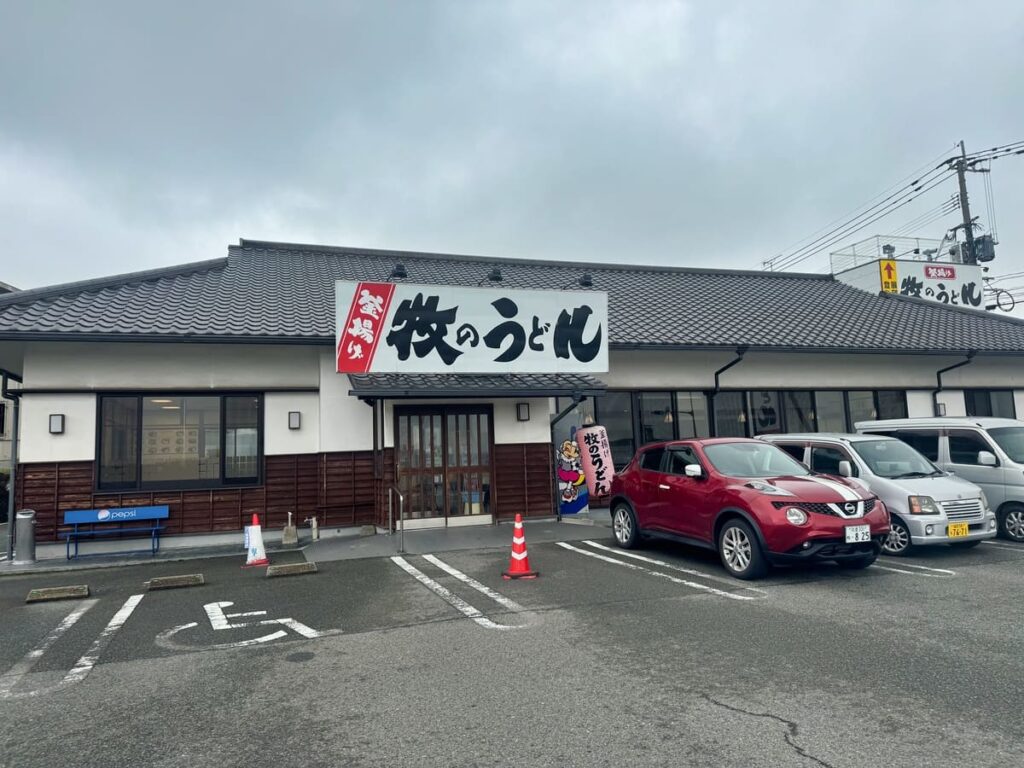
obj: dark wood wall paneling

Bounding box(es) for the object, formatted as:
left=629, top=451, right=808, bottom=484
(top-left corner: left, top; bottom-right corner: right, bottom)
left=16, top=450, right=396, bottom=543
left=492, top=443, right=554, bottom=520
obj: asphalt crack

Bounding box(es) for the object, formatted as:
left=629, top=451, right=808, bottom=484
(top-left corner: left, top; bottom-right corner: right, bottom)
left=700, top=693, right=835, bottom=768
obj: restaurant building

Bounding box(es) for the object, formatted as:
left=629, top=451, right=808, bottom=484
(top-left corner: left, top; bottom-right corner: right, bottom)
left=1, top=239, right=1023, bottom=543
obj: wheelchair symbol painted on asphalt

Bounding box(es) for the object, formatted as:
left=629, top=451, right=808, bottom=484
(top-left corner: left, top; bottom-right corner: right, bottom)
left=156, top=601, right=339, bottom=651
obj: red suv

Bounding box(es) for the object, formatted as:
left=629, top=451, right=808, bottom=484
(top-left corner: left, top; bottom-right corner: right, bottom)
left=609, top=438, right=891, bottom=579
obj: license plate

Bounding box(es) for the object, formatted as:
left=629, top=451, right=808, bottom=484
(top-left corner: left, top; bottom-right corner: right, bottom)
left=844, top=524, right=871, bottom=543
left=947, top=522, right=969, bottom=538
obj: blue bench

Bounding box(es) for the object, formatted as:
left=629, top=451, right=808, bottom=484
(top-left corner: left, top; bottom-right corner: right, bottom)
left=60, top=506, right=170, bottom=560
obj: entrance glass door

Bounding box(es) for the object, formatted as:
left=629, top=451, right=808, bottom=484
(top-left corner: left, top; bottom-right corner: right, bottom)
left=395, top=406, right=492, bottom=524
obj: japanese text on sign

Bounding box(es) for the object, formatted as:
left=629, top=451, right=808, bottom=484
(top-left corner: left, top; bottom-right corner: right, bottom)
left=336, top=281, right=609, bottom=373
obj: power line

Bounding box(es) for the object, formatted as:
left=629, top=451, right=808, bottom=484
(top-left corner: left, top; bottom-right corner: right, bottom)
left=764, top=144, right=957, bottom=270
left=769, top=168, right=955, bottom=271
left=889, top=195, right=960, bottom=237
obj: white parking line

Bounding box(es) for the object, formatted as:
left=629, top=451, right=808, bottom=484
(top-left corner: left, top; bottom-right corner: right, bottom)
left=556, top=542, right=755, bottom=601
left=982, top=541, right=1024, bottom=552
left=0, top=599, right=98, bottom=698
left=391, top=556, right=522, bottom=630
left=64, top=594, right=145, bottom=684
left=871, top=564, right=955, bottom=577
left=877, top=559, right=957, bottom=575
left=421, top=554, right=528, bottom=614
left=583, top=541, right=768, bottom=598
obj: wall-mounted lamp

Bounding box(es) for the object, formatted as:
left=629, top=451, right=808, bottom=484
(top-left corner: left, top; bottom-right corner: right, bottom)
left=516, top=403, right=530, bottom=422
left=49, top=414, right=65, bottom=435
left=582, top=413, right=595, bottom=426
left=737, top=411, right=747, bottom=424
left=935, top=402, right=947, bottom=417
left=663, top=411, right=674, bottom=424
left=288, top=411, right=302, bottom=430
left=478, top=267, right=502, bottom=285
left=388, top=262, right=408, bottom=280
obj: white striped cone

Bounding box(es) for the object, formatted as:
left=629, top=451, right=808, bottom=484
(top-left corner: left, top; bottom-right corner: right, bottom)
left=502, top=513, right=538, bottom=579
left=244, top=513, right=270, bottom=567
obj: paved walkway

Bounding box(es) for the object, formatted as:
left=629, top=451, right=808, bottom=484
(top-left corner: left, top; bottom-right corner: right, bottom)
left=0, top=514, right=611, bottom=576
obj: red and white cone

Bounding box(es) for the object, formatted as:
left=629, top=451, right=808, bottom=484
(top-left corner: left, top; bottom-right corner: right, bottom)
left=502, top=513, right=538, bottom=579
left=244, top=513, right=270, bottom=567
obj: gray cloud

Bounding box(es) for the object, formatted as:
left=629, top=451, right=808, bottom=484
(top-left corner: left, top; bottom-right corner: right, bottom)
left=1, top=0, right=1022, bottom=295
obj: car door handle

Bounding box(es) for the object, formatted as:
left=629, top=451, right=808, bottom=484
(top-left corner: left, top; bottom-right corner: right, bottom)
left=658, top=484, right=670, bottom=490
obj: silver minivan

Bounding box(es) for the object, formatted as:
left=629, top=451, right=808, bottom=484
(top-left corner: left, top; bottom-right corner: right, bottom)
left=760, top=432, right=997, bottom=555
left=856, top=417, right=1024, bottom=543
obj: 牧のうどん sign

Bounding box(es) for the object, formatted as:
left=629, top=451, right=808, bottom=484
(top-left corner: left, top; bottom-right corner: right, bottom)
left=336, top=281, right=609, bottom=374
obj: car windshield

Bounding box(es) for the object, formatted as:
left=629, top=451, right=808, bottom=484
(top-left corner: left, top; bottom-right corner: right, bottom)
left=851, top=439, right=941, bottom=478
left=703, top=442, right=811, bottom=478
left=989, top=427, right=1024, bottom=463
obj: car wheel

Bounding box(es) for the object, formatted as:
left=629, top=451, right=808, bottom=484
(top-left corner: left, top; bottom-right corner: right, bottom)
left=998, top=504, right=1024, bottom=543
left=882, top=517, right=912, bottom=556
left=612, top=503, right=638, bottom=549
left=836, top=554, right=876, bottom=569
left=949, top=540, right=982, bottom=549
left=717, top=519, right=768, bottom=580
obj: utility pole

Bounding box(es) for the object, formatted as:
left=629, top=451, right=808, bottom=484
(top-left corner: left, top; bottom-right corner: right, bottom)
left=955, top=140, right=977, bottom=265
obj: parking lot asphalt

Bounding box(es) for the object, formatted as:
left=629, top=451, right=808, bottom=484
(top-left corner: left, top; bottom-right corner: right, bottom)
left=0, top=534, right=1021, bottom=767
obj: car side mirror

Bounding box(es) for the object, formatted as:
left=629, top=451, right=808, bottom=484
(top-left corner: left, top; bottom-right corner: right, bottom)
left=685, top=464, right=703, bottom=478
left=978, top=450, right=998, bottom=467
left=838, top=460, right=853, bottom=478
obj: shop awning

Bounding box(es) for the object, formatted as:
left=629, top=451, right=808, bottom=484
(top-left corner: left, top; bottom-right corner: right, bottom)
left=347, top=373, right=606, bottom=400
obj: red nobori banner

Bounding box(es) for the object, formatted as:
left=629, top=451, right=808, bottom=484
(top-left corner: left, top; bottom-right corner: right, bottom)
left=335, top=280, right=609, bottom=374
left=336, top=282, right=397, bottom=373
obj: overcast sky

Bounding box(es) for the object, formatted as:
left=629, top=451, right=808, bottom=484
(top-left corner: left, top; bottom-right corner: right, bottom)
left=2, top=1, right=1022, bottom=296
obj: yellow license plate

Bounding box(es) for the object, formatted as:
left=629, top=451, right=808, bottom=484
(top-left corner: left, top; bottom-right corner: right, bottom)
left=947, top=522, right=969, bottom=538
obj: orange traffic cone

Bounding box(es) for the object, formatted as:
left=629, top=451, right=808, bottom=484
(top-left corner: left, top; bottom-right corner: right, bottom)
left=502, top=513, right=538, bottom=579
left=243, top=513, right=270, bottom=567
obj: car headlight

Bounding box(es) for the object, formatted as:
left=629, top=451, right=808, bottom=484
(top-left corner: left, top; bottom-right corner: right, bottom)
left=979, top=490, right=989, bottom=511
left=785, top=507, right=808, bottom=525
left=745, top=480, right=794, bottom=496
left=908, top=495, right=940, bottom=515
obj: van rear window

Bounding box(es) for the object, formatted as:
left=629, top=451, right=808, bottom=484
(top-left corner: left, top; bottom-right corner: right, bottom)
left=891, top=431, right=940, bottom=461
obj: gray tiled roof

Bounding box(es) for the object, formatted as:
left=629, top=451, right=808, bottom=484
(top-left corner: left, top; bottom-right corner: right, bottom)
left=0, top=239, right=1023, bottom=354
left=348, top=373, right=606, bottom=399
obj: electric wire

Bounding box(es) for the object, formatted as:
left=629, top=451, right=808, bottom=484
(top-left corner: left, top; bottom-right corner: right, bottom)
left=765, top=144, right=957, bottom=269
left=769, top=169, right=956, bottom=271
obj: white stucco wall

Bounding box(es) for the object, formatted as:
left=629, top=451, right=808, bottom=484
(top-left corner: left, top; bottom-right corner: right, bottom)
left=264, top=392, right=321, bottom=455
left=935, top=390, right=967, bottom=417
left=319, top=351, right=375, bottom=452
left=19, top=394, right=97, bottom=462
left=22, top=342, right=322, bottom=390
left=905, top=390, right=936, bottom=418
left=602, top=350, right=1004, bottom=391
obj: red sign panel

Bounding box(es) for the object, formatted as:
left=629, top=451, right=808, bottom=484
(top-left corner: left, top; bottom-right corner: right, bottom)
left=924, top=265, right=957, bottom=280
left=336, top=282, right=397, bottom=374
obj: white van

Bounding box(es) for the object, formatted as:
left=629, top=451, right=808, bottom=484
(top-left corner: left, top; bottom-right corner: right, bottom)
left=760, top=433, right=997, bottom=555
left=855, top=417, right=1024, bottom=543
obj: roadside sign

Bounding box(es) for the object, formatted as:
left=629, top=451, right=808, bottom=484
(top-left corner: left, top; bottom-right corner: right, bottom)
left=879, top=259, right=898, bottom=293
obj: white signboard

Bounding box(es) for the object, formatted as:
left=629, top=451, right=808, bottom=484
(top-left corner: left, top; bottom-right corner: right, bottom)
left=335, top=281, right=609, bottom=374
left=836, top=259, right=985, bottom=309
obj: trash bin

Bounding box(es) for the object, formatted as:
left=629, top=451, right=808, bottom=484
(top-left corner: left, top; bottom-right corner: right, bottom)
left=13, top=509, right=36, bottom=565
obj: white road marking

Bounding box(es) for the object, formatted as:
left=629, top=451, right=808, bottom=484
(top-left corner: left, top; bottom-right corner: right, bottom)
left=64, top=594, right=145, bottom=685
left=583, top=541, right=768, bottom=598
left=556, top=542, right=755, bottom=601
left=156, top=601, right=330, bottom=651
left=156, top=621, right=288, bottom=650
left=0, top=600, right=98, bottom=698
left=391, top=555, right=521, bottom=630
left=870, top=564, right=955, bottom=578
left=982, top=541, right=1024, bottom=552
left=421, top=554, right=527, bottom=613
left=877, top=559, right=956, bottom=574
